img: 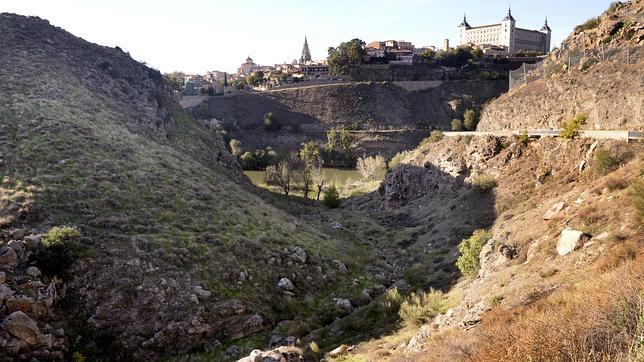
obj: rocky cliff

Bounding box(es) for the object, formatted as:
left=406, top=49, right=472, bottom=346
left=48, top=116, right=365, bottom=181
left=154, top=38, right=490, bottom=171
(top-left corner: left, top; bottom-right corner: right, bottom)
left=478, top=0, right=643, bottom=131
left=192, top=80, right=506, bottom=157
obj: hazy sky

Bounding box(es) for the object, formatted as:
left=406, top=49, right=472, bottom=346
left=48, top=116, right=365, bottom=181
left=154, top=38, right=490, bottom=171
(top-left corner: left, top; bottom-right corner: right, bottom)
left=2, top=0, right=613, bottom=74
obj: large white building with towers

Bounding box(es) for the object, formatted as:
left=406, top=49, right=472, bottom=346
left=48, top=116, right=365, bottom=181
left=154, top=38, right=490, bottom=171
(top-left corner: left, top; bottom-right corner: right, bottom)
left=458, top=7, right=551, bottom=54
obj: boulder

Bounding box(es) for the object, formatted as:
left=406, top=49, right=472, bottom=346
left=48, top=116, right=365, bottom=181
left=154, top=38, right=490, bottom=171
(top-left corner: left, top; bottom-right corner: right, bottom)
left=10, top=229, right=25, bottom=240
left=335, top=298, right=353, bottom=313
left=1, top=311, right=43, bottom=346
left=329, top=221, right=343, bottom=230
left=23, top=234, right=43, bottom=250
left=291, top=247, right=307, bottom=264
left=277, top=278, right=294, bottom=291
left=332, top=260, right=348, bottom=273
left=26, top=266, right=41, bottom=278
left=543, top=201, right=565, bottom=220
left=193, top=286, right=211, bottom=298
left=327, top=344, right=349, bottom=358
left=557, top=229, right=590, bottom=256
left=351, top=289, right=372, bottom=307
left=0, top=246, right=18, bottom=267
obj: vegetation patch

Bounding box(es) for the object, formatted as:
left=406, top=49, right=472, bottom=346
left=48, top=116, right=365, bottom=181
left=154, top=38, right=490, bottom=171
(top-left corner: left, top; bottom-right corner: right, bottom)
left=456, top=229, right=492, bottom=278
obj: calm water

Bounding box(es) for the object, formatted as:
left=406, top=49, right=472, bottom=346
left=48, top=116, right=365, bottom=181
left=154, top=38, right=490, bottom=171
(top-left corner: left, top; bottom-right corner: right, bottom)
left=244, top=168, right=362, bottom=189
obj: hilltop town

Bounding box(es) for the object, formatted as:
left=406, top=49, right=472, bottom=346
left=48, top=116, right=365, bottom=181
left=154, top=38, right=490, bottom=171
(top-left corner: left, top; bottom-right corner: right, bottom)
left=176, top=7, right=550, bottom=96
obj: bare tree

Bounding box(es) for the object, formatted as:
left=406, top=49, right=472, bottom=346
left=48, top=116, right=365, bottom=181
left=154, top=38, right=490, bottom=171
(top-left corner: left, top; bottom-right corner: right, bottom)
left=300, top=166, right=313, bottom=199
left=357, top=155, right=387, bottom=181
left=266, top=159, right=294, bottom=197
left=311, top=160, right=326, bottom=200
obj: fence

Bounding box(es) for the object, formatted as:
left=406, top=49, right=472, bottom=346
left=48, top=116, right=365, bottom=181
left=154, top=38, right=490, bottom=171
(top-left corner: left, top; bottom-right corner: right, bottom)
left=509, top=45, right=642, bottom=91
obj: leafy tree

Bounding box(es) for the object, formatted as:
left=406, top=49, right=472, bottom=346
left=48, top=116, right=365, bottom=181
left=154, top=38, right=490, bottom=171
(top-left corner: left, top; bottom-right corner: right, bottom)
left=339, top=129, right=353, bottom=155
left=456, top=229, right=492, bottom=277
left=451, top=119, right=463, bottom=131
left=327, top=39, right=366, bottom=75
left=323, top=185, right=341, bottom=208
left=299, top=141, right=321, bottom=167
left=463, top=109, right=479, bottom=131
left=560, top=114, right=587, bottom=139
left=263, top=112, right=281, bottom=131
left=246, top=71, right=265, bottom=87
left=229, top=139, right=242, bottom=157
left=33, top=226, right=85, bottom=277
left=163, top=71, right=186, bottom=92
left=326, top=128, right=338, bottom=156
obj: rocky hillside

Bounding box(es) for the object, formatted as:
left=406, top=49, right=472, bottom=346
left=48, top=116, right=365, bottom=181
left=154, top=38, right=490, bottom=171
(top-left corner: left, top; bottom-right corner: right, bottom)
left=479, top=0, right=643, bottom=131
left=191, top=80, right=505, bottom=157
left=329, top=132, right=643, bottom=361
left=0, top=13, right=392, bottom=360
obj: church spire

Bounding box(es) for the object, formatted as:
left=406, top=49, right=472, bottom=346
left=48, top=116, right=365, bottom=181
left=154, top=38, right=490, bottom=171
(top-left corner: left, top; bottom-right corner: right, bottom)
left=503, top=5, right=515, bottom=21
left=459, top=12, right=471, bottom=29
left=300, top=35, right=312, bottom=64
left=540, top=17, right=551, bottom=32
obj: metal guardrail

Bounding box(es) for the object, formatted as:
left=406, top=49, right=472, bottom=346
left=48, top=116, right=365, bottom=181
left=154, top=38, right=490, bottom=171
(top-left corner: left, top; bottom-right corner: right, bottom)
left=444, top=129, right=643, bottom=141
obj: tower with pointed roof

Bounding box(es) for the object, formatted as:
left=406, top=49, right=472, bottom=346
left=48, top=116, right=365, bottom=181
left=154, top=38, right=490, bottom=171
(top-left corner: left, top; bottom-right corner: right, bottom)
left=300, top=36, right=312, bottom=64
left=457, top=7, right=551, bottom=55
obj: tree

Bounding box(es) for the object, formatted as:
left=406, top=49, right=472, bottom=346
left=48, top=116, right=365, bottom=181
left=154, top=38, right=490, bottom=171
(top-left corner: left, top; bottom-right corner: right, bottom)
left=339, top=129, right=352, bottom=156
left=323, top=185, right=341, bottom=208
left=263, top=112, right=281, bottom=131
left=299, top=165, right=313, bottom=199
left=463, top=109, right=479, bottom=131
left=451, top=119, right=463, bottom=131
left=229, top=139, right=242, bottom=157
left=246, top=71, right=265, bottom=87
left=326, top=128, right=338, bottom=156
left=163, top=71, right=186, bottom=92
left=311, top=160, right=326, bottom=201
left=266, top=159, right=294, bottom=197
left=299, top=141, right=320, bottom=167
left=456, top=229, right=492, bottom=277
left=327, top=39, right=366, bottom=75
left=357, top=155, right=387, bottom=181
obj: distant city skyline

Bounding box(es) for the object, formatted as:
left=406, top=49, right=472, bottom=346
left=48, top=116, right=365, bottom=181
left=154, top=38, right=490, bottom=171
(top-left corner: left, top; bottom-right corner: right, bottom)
left=1, top=0, right=614, bottom=74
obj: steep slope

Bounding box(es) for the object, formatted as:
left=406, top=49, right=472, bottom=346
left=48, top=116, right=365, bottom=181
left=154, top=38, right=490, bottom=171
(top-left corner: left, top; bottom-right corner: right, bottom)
left=0, top=14, right=382, bottom=360
left=191, top=81, right=505, bottom=157
left=479, top=0, right=643, bottom=131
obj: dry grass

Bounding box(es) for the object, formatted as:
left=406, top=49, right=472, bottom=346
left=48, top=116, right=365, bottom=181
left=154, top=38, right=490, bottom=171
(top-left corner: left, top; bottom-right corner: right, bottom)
left=420, top=256, right=644, bottom=362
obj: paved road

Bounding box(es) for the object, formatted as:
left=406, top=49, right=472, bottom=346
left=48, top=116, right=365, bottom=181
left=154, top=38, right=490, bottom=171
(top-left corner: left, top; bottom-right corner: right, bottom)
left=444, top=129, right=643, bottom=141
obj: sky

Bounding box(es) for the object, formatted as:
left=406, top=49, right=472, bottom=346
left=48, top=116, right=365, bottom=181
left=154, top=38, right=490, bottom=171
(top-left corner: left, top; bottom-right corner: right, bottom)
left=2, top=0, right=614, bottom=74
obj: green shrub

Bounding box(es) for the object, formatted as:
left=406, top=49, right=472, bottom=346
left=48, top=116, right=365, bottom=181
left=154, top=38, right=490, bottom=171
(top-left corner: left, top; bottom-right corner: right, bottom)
left=451, top=119, right=463, bottom=131
left=229, top=139, right=242, bottom=157
left=575, top=17, right=599, bottom=33
left=456, top=229, right=492, bottom=277
left=594, top=149, right=621, bottom=175
left=489, top=295, right=504, bottom=307
left=323, top=185, right=341, bottom=208
left=463, top=109, right=479, bottom=131
left=429, top=130, right=444, bottom=142
left=559, top=114, right=587, bottom=139
left=33, top=226, right=85, bottom=277
left=388, top=151, right=409, bottom=170
left=518, top=133, right=531, bottom=145
left=399, top=289, right=447, bottom=327
left=471, top=173, right=496, bottom=193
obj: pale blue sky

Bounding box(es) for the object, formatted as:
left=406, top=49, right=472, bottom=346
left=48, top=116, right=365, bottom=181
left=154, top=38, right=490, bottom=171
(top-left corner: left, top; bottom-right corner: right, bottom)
left=2, top=0, right=613, bottom=74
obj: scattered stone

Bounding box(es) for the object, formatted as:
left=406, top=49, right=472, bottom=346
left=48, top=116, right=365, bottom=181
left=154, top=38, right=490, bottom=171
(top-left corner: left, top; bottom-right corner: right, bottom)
left=291, top=246, right=307, bottom=264
left=327, top=344, right=349, bottom=358
left=249, top=349, right=262, bottom=362
left=335, top=298, right=353, bottom=313
left=11, top=229, right=25, bottom=240
left=351, top=289, right=372, bottom=307
left=595, top=232, right=610, bottom=241
left=329, top=221, right=343, bottom=230
left=557, top=228, right=590, bottom=256
left=332, top=260, right=348, bottom=273
left=0, top=246, right=18, bottom=267
left=226, top=345, right=240, bottom=358
left=1, top=311, right=43, bottom=346
left=26, top=267, right=41, bottom=278
left=23, top=235, right=43, bottom=250
left=0, top=271, right=5, bottom=284
left=268, top=335, right=282, bottom=348
left=239, top=271, right=247, bottom=281
left=193, top=286, right=211, bottom=298
left=543, top=201, right=565, bottom=220
left=277, top=278, right=294, bottom=291
left=499, top=244, right=518, bottom=259
left=7, top=240, right=25, bottom=259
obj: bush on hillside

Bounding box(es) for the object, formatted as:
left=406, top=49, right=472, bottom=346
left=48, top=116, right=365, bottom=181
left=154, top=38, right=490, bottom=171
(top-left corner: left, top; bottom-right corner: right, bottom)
left=429, top=130, right=444, bottom=142
left=559, top=114, right=587, bottom=139
left=229, top=139, right=242, bottom=157
left=594, top=148, right=621, bottom=175
left=388, top=151, right=410, bottom=170
left=399, top=289, right=448, bottom=327
left=323, top=185, right=341, bottom=208
left=33, top=226, right=85, bottom=277
left=456, top=229, right=492, bottom=277
left=471, top=173, right=496, bottom=193
left=575, top=17, right=599, bottom=33
left=463, top=109, right=479, bottom=131
left=263, top=112, right=281, bottom=131
left=517, top=133, right=531, bottom=145
left=357, top=155, right=387, bottom=180
left=451, top=119, right=463, bottom=131
left=628, top=178, right=644, bottom=222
